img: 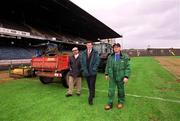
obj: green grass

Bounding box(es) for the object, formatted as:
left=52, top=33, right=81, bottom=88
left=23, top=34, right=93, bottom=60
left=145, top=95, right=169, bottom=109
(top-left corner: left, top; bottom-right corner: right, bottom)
left=0, top=57, right=180, bottom=121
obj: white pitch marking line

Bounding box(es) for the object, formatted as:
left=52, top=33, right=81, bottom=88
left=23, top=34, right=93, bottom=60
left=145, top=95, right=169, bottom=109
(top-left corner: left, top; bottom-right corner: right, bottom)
left=82, top=88, right=180, bottom=104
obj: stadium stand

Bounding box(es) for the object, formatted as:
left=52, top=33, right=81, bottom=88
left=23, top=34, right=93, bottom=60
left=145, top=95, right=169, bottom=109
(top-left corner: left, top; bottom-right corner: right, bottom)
left=0, top=47, right=35, bottom=60
left=0, top=0, right=122, bottom=70
left=0, top=19, right=30, bottom=32
left=123, top=48, right=180, bottom=57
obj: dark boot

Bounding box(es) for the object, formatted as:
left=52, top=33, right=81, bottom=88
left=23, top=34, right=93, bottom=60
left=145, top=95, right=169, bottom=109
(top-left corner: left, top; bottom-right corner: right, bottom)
left=88, top=98, right=93, bottom=105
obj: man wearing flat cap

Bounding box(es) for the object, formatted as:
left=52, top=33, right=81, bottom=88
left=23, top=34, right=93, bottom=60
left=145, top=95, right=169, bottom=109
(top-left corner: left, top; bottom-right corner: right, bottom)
left=104, top=43, right=131, bottom=110
left=66, top=47, right=82, bottom=97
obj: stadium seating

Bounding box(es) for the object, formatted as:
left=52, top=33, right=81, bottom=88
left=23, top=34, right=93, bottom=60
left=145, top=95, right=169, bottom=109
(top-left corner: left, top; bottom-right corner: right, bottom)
left=0, top=47, right=35, bottom=60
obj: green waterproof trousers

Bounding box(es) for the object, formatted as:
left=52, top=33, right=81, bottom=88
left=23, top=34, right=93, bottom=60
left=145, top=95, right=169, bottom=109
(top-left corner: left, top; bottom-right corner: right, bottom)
left=108, top=79, right=125, bottom=105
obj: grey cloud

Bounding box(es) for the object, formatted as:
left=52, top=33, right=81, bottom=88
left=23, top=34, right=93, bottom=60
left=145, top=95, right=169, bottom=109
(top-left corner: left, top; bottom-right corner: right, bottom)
left=136, top=0, right=179, bottom=15
left=72, top=0, right=180, bottom=48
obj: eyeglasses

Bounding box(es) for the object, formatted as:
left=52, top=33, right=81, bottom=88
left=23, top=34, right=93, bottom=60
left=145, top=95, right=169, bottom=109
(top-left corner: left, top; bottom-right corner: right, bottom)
left=72, top=50, right=78, bottom=52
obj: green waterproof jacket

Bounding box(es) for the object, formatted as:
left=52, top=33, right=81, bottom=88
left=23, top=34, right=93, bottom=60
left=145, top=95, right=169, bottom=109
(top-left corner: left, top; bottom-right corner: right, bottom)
left=81, top=49, right=100, bottom=77
left=105, top=52, right=131, bottom=81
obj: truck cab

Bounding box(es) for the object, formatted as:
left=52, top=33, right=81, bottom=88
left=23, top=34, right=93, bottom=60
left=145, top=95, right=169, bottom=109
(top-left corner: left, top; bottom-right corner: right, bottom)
left=93, top=42, right=112, bottom=72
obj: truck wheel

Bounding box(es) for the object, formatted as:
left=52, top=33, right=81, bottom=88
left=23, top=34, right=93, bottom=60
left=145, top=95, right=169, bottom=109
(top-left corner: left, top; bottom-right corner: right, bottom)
left=39, top=77, right=53, bottom=84
left=62, top=71, right=70, bottom=88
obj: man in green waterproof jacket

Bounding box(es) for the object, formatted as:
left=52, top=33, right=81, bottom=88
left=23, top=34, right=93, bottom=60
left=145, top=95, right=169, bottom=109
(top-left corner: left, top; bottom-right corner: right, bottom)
left=104, top=43, right=131, bottom=110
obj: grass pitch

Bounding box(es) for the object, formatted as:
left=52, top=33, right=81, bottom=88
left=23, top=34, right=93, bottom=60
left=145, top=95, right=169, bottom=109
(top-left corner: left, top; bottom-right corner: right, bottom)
left=0, top=57, right=180, bottom=121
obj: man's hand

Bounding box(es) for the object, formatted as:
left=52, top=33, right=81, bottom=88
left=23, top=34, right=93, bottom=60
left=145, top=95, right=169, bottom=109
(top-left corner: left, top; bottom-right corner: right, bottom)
left=105, top=75, right=109, bottom=80
left=123, top=77, right=128, bottom=84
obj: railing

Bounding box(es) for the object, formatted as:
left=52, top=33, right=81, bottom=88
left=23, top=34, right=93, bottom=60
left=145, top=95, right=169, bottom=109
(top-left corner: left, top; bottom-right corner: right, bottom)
left=0, top=59, right=31, bottom=66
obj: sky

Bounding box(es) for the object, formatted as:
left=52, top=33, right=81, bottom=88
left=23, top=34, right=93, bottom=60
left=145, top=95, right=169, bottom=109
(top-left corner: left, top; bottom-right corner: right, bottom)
left=71, top=0, right=180, bottom=49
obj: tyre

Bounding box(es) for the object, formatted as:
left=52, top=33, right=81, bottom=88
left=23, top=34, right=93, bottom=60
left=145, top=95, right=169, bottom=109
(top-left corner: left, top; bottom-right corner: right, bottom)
left=62, top=71, right=70, bottom=88
left=39, top=76, right=53, bottom=84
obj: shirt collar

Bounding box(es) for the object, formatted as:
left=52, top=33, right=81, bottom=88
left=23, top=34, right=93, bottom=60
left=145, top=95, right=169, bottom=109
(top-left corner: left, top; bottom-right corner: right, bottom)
left=74, top=54, right=79, bottom=59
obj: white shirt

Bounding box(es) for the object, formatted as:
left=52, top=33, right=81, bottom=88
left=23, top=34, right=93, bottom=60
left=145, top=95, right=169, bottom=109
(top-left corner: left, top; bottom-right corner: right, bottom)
left=74, top=54, right=79, bottom=59
left=88, top=49, right=92, bottom=54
